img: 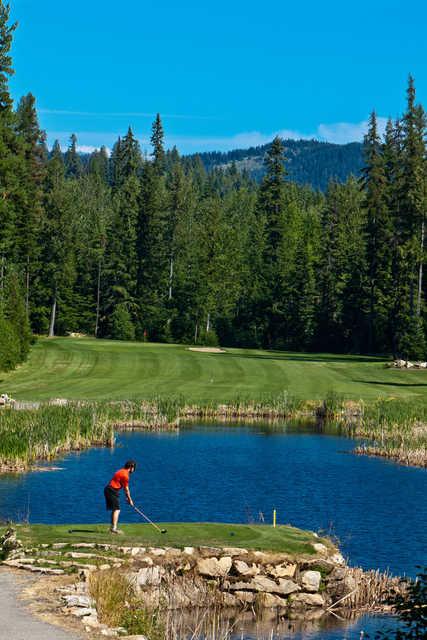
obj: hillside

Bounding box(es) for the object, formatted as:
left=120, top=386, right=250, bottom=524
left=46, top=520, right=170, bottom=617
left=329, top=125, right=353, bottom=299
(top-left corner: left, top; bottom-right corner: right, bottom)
left=186, top=139, right=364, bottom=191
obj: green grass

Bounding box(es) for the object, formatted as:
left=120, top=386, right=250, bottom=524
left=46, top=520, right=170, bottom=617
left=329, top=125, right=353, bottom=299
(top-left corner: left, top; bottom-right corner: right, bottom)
left=2, top=336, right=427, bottom=403
left=11, top=522, right=327, bottom=555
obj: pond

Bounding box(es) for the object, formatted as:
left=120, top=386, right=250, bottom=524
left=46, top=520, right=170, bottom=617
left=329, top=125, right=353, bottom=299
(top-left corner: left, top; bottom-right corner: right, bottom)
left=0, top=423, right=426, bottom=639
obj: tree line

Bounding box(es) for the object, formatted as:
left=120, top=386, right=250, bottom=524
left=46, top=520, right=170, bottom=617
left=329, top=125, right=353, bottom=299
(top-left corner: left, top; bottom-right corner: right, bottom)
left=0, top=1, right=426, bottom=371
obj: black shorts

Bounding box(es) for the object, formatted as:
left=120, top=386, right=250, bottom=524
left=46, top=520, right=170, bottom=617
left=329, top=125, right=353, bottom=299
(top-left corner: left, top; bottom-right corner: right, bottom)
left=104, top=485, right=120, bottom=511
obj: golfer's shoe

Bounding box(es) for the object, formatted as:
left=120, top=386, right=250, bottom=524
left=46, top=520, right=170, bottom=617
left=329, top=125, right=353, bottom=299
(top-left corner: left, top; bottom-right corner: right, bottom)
left=109, top=528, right=124, bottom=535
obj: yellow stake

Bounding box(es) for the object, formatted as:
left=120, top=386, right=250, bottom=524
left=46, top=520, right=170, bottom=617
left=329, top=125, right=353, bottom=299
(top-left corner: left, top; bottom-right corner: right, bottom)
left=273, top=509, right=276, bottom=528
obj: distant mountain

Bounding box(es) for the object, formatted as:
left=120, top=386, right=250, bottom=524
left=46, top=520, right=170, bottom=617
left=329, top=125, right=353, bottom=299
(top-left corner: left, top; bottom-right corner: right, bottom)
left=187, top=139, right=364, bottom=191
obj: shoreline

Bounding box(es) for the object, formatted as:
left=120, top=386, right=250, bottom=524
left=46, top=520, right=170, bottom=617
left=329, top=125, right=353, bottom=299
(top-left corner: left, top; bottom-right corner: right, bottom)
left=1, top=398, right=426, bottom=472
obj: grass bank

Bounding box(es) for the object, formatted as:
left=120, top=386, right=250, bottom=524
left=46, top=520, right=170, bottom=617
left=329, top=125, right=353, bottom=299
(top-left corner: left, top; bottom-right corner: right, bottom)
left=5, top=522, right=324, bottom=555
left=2, top=336, right=427, bottom=403
left=0, top=337, right=426, bottom=469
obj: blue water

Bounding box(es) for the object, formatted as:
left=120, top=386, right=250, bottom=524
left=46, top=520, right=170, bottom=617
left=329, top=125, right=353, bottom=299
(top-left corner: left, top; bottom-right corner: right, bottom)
left=0, top=424, right=425, bottom=639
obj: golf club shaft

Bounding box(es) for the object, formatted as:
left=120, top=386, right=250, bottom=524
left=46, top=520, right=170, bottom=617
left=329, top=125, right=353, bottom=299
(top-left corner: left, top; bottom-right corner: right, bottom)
left=133, top=505, right=163, bottom=533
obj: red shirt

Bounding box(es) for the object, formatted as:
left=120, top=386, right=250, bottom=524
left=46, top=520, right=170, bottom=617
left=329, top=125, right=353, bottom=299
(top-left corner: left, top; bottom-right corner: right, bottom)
left=109, top=468, right=130, bottom=491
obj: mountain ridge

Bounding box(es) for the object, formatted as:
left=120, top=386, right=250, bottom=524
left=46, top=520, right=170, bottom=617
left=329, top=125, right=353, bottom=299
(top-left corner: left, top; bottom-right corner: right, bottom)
left=185, top=138, right=364, bottom=191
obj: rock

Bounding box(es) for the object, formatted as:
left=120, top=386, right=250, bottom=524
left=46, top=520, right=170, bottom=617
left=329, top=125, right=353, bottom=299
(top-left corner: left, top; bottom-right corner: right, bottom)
left=137, top=566, right=163, bottom=586
left=301, top=570, right=321, bottom=592
left=233, top=560, right=260, bottom=577
left=0, top=528, right=22, bottom=557
left=197, top=556, right=232, bottom=578
left=222, top=547, right=248, bottom=556
left=301, top=559, right=336, bottom=574
left=121, top=636, right=149, bottom=640
left=312, top=543, right=328, bottom=555
left=198, top=546, right=222, bottom=557
left=183, top=547, right=195, bottom=555
left=261, top=593, right=288, bottom=608
left=222, top=592, right=239, bottom=607
left=52, top=543, right=68, bottom=549
left=71, top=543, right=96, bottom=549
left=148, top=547, right=166, bottom=556
left=291, top=593, right=325, bottom=607
left=62, top=595, right=93, bottom=608
left=270, top=563, right=297, bottom=578
left=69, top=606, right=97, bottom=617
left=234, top=590, right=255, bottom=604
left=277, top=579, right=300, bottom=595
left=130, top=547, right=146, bottom=556
left=329, top=552, right=345, bottom=566
left=253, top=551, right=269, bottom=561
left=138, top=555, right=154, bottom=566
left=329, top=567, right=346, bottom=581
left=229, top=575, right=299, bottom=595
left=83, top=614, right=99, bottom=628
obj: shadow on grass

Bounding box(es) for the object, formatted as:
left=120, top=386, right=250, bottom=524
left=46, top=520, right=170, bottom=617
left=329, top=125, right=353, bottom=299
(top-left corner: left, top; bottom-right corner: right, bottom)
left=352, top=379, right=427, bottom=388
left=223, top=352, right=386, bottom=364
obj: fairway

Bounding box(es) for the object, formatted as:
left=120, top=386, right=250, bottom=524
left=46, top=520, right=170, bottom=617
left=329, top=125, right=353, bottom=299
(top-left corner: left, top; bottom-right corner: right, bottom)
left=11, top=522, right=326, bottom=555
left=1, top=337, right=426, bottom=402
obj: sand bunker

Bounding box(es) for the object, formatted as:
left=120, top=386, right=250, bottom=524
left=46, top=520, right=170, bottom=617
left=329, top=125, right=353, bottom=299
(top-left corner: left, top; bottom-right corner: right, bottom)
left=188, top=347, right=226, bottom=353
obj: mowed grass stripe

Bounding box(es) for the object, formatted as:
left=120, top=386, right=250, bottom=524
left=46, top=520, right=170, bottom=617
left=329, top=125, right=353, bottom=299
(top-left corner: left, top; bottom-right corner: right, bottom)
left=2, top=337, right=426, bottom=402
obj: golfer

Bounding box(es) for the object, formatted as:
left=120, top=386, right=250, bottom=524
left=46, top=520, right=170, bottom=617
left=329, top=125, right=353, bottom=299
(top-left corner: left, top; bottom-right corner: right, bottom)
left=104, top=460, right=136, bottom=534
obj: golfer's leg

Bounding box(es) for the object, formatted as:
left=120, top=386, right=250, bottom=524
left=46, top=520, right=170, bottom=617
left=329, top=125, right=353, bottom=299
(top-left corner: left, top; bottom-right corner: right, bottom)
left=112, top=510, right=120, bottom=530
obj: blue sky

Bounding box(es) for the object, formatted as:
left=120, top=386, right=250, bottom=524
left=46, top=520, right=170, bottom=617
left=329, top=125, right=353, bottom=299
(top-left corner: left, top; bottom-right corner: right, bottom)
left=9, top=0, right=427, bottom=154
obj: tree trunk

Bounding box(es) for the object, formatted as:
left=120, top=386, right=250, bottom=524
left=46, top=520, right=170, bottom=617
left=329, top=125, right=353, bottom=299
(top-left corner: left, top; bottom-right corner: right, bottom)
left=0, top=255, right=4, bottom=295
left=194, top=322, right=198, bottom=344
left=417, top=219, right=425, bottom=317
left=206, top=313, right=210, bottom=333
left=25, top=255, right=30, bottom=318
left=168, top=257, right=174, bottom=301
left=48, top=293, right=57, bottom=337
left=95, top=257, right=102, bottom=337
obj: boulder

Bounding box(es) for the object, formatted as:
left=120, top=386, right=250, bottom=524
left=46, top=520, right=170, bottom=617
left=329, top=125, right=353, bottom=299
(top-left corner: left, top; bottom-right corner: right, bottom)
left=222, top=592, right=239, bottom=607
left=261, top=593, right=289, bottom=608
left=233, top=590, right=255, bottom=604
left=233, top=560, right=260, bottom=577
left=62, top=595, right=93, bottom=608
left=137, top=566, right=163, bottom=586
left=291, top=593, right=325, bottom=607
left=312, top=543, right=328, bottom=555
left=329, top=552, right=345, bottom=566
left=68, top=606, right=97, bottom=617
left=222, top=547, right=248, bottom=556
left=197, top=556, right=232, bottom=578
left=301, top=570, right=321, bottom=592
left=270, top=563, right=297, bottom=579
left=183, top=547, right=195, bottom=555
left=277, top=578, right=300, bottom=595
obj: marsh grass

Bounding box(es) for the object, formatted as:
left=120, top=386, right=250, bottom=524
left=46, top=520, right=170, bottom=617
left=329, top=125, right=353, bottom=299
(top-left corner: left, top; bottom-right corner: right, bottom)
left=350, top=399, right=427, bottom=467
left=1, top=394, right=426, bottom=470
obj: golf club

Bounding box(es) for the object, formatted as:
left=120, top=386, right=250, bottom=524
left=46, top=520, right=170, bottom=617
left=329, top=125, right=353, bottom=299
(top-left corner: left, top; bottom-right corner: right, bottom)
left=133, top=504, right=167, bottom=534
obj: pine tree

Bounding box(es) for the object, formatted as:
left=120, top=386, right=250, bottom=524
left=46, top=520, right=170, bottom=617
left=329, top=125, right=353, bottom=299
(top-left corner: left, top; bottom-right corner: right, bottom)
left=15, top=93, right=47, bottom=319
left=395, top=77, right=427, bottom=358
left=151, top=113, right=165, bottom=175
left=362, top=111, right=393, bottom=352
left=65, top=133, right=83, bottom=178
left=256, top=136, right=288, bottom=347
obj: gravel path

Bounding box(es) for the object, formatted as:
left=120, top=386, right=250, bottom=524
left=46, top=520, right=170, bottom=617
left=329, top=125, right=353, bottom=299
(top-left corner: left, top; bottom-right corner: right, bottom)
left=0, top=568, right=80, bottom=640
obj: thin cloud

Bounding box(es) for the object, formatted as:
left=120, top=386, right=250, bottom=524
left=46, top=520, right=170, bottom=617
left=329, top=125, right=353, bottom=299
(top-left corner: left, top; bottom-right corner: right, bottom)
left=48, top=117, right=388, bottom=154
left=39, top=108, right=217, bottom=121
left=317, top=117, right=388, bottom=144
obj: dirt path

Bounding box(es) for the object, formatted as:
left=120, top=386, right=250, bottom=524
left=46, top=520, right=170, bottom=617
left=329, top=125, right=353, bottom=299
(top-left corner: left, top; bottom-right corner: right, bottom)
left=0, top=568, right=80, bottom=640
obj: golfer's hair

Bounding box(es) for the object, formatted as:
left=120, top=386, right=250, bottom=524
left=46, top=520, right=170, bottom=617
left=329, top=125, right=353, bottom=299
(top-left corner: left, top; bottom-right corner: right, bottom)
left=124, top=460, right=137, bottom=470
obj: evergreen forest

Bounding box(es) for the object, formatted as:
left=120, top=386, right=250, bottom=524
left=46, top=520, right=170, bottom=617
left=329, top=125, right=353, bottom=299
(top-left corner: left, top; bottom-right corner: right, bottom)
left=1, top=2, right=427, bottom=371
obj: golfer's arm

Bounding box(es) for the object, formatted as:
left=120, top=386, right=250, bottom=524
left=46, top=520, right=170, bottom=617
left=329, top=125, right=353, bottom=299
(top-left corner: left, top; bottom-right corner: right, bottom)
left=124, top=486, right=133, bottom=505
